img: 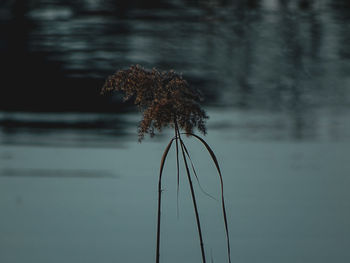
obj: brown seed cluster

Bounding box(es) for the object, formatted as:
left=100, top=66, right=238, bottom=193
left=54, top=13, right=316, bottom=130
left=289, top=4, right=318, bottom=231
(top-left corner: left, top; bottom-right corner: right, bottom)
left=101, top=65, right=208, bottom=141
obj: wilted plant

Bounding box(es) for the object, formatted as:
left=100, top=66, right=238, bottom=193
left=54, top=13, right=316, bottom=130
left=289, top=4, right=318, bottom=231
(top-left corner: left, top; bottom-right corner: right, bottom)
left=101, top=65, right=231, bottom=263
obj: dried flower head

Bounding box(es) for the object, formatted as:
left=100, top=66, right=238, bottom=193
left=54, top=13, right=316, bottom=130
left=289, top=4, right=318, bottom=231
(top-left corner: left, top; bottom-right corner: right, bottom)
left=101, top=65, right=208, bottom=141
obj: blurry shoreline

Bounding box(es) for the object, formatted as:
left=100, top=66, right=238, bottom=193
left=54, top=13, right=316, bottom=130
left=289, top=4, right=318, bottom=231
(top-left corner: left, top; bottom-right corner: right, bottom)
left=1, top=0, right=349, bottom=112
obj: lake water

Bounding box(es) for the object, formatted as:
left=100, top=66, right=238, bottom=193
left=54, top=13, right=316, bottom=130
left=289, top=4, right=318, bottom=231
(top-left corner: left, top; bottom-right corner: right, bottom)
left=1, top=0, right=350, bottom=262
left=1, top=108, right=349, bottom=263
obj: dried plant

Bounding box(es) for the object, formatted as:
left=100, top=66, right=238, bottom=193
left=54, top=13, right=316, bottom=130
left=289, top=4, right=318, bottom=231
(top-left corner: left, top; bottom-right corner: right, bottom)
left=101, top=65, right=231, bottom=263
left=101, top=64, right=208, bottom=141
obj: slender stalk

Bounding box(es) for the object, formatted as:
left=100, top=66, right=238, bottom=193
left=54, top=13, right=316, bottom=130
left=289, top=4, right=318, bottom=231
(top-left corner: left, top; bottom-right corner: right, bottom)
left=184, top=132, right=232, bottom=263
left=175, top=125, right=180, bottom=218
left=156, top=138, right=175, bottom=263
left=175, top=121, right=207, bottom=263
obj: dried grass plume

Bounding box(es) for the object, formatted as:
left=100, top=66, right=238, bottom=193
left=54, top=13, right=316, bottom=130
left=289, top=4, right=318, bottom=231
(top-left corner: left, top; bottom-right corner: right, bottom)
left=101, top=65, right=208, bottom=141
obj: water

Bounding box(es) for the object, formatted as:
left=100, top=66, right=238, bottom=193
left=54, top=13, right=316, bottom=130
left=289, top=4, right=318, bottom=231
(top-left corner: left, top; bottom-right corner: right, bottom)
left=1, top=109, right=349, bottom=263
left=1, top=0, right=350, bottom=111
left=1, top=0, right=350, bottom=262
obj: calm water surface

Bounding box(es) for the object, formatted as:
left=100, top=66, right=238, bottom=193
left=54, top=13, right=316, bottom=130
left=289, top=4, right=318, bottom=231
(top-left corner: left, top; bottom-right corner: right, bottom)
left=1, top=0, right=350, bottom=262
left=0, top=109, right=349, bottom=263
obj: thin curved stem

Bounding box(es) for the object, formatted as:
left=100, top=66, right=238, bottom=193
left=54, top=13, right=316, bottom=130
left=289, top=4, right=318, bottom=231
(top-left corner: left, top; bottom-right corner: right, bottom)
left=156, top=138, right=175, bottom=263
left=175, top=123, right=207, bottom=263
left=182, top=132, right=232, bottom=263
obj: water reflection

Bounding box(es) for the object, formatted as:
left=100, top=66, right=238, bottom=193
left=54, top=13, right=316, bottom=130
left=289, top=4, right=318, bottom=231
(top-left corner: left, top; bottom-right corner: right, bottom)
left=0, top=111, right=135, bottom=147
left=1, top=0, right=349, bottom=110
left=0, top=0, right=349, bottom=142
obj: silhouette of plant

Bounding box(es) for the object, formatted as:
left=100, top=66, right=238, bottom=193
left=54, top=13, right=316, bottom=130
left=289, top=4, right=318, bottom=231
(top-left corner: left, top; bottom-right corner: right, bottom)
left=101, top=64, right=208, bottom=141
left=101, top=65, right=231, bottom=263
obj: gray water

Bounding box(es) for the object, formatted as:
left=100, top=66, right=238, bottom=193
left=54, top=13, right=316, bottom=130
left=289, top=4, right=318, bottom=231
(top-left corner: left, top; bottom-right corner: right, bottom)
left=1, top=108, right=349, bottom=263
left=1, top=0, right=350, bottom=262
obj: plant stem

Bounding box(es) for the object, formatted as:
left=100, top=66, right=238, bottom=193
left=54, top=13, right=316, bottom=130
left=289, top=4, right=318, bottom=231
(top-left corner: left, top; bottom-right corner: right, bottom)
left=175, top=121, right=207, bottom=263
left=175, top=123, right=180, bottom=218
left=184, top=132, right=232, bottom=263
left=156, top=138, right=175, bottom=263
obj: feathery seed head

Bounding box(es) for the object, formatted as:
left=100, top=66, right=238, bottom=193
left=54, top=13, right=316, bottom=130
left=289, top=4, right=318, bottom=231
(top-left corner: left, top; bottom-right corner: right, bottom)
left=101, top=65, right=208, bottom=141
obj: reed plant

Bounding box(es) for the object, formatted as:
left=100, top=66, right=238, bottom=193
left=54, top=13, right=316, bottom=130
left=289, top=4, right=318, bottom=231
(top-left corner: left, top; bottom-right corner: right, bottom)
left=101, top=65, right=231, bottom=263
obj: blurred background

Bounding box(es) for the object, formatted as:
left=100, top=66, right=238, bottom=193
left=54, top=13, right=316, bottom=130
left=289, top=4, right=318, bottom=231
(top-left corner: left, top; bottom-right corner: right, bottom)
left=0, top=0, right=349, bottom=262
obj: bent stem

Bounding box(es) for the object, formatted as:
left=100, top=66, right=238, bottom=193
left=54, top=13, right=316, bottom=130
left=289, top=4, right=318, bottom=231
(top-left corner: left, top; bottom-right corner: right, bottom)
left=184, top=132, right=232, bottom=263
left=156, top=124, right=231, bottom=263
left=156, top=138, right=175, bottom=263
left=176, top=121, right=207, bottom=263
